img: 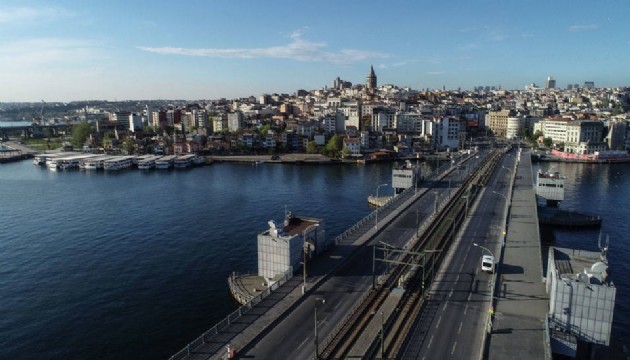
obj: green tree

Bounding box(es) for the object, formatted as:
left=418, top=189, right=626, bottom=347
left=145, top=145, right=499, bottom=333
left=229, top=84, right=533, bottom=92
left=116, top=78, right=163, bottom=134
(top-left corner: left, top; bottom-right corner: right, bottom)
left=542, top=137, right=553, bottom=148
left=71, top=121, right=92, bottom=148
left=306, top=140, right=319, bottom=154
left=323, top=134, right=343, bottom=158
left=123, top=137, right=136, bottom=154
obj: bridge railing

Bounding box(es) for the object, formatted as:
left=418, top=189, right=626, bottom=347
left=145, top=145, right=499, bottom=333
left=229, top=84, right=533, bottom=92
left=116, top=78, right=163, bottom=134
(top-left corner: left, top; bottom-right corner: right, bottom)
left=168, top=267, right=294, bottom=360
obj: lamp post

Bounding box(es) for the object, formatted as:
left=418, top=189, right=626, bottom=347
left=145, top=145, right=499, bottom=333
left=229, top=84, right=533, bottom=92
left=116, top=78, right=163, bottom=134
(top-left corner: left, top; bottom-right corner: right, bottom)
left=314, top=297, right=326, bottom=359
left=473, top=242, right=494, bottom=259
left=375, top=183, right=388, bottom=230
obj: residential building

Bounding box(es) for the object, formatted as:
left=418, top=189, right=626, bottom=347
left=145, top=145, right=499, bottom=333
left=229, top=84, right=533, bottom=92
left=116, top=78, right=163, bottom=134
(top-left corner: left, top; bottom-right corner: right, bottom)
left=565, top=120, right=606, bottom=154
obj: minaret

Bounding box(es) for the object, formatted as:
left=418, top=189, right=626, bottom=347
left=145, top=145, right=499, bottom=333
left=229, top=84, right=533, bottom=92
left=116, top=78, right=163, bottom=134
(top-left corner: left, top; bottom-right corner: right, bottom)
left=366, top=65, right=377, bottom=90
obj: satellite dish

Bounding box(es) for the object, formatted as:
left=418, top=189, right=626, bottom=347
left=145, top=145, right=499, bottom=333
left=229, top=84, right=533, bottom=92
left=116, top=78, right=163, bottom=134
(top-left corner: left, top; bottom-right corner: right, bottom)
left=591, top=262, right=608, bottom=274
left=577, top=273, right=590, bottom=286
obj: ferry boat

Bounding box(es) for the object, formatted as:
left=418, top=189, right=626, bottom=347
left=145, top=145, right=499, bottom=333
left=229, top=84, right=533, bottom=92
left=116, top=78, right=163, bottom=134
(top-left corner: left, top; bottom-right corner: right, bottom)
left=174, top=154, right=196, bottom=168
left=103, top=156, right=134, bottom=171
left=138, top=155, right=162, bottom=170
left=155, top=155, right=177, bottom=170
left=193, top=155, right=206, bottom=166
left=81, top=156, right=114, bottom=170
left=35, top=152, right=72, bottom=166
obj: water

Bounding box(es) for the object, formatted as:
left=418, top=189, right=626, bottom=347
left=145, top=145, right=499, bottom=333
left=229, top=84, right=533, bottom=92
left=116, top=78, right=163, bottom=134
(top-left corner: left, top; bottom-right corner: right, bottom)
left=535, top=161, right=630, bottom=347
left=0, top=160, right=407, bottom=359
left=0, top=159, right=627, bottom=359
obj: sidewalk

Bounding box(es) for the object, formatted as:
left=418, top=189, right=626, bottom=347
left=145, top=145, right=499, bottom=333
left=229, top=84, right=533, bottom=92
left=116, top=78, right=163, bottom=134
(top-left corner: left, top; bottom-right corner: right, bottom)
left=488, top=149, right=549, bottom=359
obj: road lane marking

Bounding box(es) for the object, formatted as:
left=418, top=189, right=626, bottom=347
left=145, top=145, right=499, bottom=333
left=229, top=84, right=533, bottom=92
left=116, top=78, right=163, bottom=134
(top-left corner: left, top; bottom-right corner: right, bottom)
left=458, top=322, right=463, bottom=334
left=456, top=274, right=460, bottom=282
left=449, top=289, right=454, bottom=298
left=297, top=336, right=308, bottom=349
left=464, top=305, right=468, bottom=315
left=451, top=341, right=458, bottom=355
left=467, top=292, right=472, bottom=301
left=443, top=302, right=448, bottom=311
left=428, top=335, right=434, bottom=349
left=436, top=315, right=442, bottom=329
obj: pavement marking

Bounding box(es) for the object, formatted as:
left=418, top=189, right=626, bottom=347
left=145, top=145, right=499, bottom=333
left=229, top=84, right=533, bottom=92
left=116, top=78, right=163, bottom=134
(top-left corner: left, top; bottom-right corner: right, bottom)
left=436, top=315, right=442, bottom=329
left=427, top=335, right=434, bottom=349
left=467, top=292, right=472, bottom=301
left=297, top=336, right=309, bottom=349
left=464, top=305, right=468, bottom=315
left=451, top=341, right=458, bottom=355
left=456, top=274, right=460, bottom=282
left=458, top=322, right=463, bottom=334
left=443, top=302, right=448, bottom=311
left=459, top=262, right=464, bottom=272
left=449, top=289, right=454, bottom=298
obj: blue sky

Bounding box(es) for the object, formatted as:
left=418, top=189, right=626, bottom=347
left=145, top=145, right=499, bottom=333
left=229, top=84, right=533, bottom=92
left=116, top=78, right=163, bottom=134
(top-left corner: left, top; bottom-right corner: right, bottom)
left=1, top=0, right=629, bottom=102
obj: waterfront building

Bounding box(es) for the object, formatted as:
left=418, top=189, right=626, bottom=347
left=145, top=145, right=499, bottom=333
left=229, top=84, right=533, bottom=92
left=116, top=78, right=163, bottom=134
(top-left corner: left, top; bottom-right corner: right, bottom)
left=546, top=246, right=615, bottom=357
left=343, top=137, right=361, bottom=156
left=564, top=120, right=606, bottom=155
left=257, top=213, right=326, bottom=282
left=506, top=114, right=525, bottom=140
left=535, top=117, right=571, bottom=145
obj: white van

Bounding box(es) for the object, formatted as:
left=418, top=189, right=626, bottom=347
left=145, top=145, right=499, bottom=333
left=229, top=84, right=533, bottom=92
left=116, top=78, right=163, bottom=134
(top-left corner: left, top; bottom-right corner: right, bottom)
left=481, top=255, right=495, bottom=273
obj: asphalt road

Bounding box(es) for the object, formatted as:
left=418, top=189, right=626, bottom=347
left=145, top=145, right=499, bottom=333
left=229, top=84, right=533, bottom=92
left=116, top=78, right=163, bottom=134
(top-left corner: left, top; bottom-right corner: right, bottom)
left=238, top=153, right=486, bottom=359
left=397, top=149, right=516, bottom=360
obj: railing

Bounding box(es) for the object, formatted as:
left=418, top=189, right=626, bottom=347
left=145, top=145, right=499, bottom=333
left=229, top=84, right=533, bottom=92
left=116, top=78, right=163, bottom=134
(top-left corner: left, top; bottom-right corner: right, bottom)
left=168, top=267, right=294, bottom=360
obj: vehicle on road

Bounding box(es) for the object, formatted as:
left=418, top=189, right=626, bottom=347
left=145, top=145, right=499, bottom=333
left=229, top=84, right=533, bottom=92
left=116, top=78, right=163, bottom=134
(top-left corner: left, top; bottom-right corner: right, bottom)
left=481, top=255, right=495, bottom=273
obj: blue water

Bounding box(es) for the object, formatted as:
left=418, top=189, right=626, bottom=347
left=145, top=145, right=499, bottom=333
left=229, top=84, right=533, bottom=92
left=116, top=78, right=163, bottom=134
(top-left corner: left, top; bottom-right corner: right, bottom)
left=535, top=161, right=630, bottom=347
left=0, top=159, right=627, bottom=359
left=0, top=160, right=410, bottom=359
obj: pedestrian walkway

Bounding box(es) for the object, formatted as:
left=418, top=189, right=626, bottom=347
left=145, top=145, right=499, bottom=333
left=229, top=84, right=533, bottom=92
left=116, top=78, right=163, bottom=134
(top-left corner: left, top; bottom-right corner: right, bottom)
left=488, top=149, right=549, bottom=359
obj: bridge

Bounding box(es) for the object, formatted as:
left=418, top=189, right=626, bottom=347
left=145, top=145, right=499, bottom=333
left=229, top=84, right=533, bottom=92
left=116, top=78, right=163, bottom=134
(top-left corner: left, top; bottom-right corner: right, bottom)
left=170, top=147, right=549, bottom=360
left=0, top=121, right=72, bottom=140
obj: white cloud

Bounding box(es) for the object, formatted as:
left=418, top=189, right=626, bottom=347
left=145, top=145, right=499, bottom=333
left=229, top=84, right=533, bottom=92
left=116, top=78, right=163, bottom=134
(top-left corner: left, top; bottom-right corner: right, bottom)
left=569, top=24, right=599, bottom=32
left=378, top=61, right=409, bottom=69
left=0, top=6, right=75, bottom=24
left=139, top=32, right=390, bottom=64
left=0, top=38, right=105, bottom=68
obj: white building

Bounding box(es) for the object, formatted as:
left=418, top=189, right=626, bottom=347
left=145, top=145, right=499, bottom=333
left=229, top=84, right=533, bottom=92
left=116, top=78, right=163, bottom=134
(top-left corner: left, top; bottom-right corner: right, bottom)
left=433, top=116, right=463, bottom=150
left=343, top=137, right=361, bottom=156
left=227, top=112, right=244, bottom=132
left=546, top=247, right=615, bottom=356
left=257, top=213, right=326, bottom=282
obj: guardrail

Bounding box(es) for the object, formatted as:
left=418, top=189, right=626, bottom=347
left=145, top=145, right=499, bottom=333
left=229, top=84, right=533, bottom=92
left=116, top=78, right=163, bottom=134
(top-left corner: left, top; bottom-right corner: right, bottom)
left=168, top=267, right=294, bottom=360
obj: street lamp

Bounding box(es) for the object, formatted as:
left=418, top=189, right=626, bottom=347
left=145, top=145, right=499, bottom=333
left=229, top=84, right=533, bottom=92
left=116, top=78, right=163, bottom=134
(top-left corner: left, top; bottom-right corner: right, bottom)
left=314, top=297, right=326, bottom=359
left=502, top=166, right=512, bottom=178
left=492, top=190, right=507, bottom=202
left=473, top=242, right=494, bottom=259
left=375, top=183, right=388, bottom=230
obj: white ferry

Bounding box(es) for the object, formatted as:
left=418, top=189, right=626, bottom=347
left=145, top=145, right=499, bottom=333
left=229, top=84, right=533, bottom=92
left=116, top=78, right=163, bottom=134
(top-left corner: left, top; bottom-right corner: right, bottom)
left=138, top=155, right=162, bottom=170
left=81, top=156, right=114, bottom=170
left=103, top=156, right=135, bottom=171
left=155, top=155, right=177, bottom=170
left=35, top=152, right=73, bottom=166
left=193, top=155, right=206, bottom=166
left=174, top=154, right=197, bottom=168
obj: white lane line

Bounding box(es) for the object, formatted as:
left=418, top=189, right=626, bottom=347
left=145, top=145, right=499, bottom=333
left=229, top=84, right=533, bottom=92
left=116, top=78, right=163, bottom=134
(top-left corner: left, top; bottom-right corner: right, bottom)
left=459, top=262, right=464, bottom=272
left=464, top=305, right=468, bottom=315
left=456, top=274, right=460, bottom=282
left=451, top=341, right=458, bottom=355
left=449, top=289, right=454, bottom=298
left=436, top=315, right=442, bottom=329
left=428, top=335, right=434, bottom=349
left=467, top=292, right=472, bottom=301
left=458, top=322, right=463, bottom=334
left=297, top=336, right=308, bottom=349
left=443, top=302, right=449, bottom=311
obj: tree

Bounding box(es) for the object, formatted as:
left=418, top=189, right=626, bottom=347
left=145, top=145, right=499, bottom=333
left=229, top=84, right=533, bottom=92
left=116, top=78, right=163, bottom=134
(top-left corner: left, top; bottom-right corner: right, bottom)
left=323, top=134, right=343, bottom=158
left=543, top=137, right=553, bottom=148
left=306, top=140, right=319, bottom=154
left=71, top=121, right=92, bottom=148
left=123, top=137, right=136, bottom=155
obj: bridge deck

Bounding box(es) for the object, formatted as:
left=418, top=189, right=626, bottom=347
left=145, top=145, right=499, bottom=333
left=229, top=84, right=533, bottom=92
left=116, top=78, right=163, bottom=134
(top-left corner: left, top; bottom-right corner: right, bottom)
left=488, top=149, right=548, bottom=359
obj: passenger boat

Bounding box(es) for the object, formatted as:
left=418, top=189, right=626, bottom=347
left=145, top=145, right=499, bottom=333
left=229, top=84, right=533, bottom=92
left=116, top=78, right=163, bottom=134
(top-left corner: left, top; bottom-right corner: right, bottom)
left=103, top=156, right=134, bottom=171
left=174, top=154, right=196, bottom=168
left=138, top=155, right=161, bottom=170
left=155, top=155, right=177, bottom=169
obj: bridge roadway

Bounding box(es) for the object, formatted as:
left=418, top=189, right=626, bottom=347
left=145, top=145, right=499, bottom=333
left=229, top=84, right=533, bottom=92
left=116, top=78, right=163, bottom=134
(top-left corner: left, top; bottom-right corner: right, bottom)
left=396, top=147, right=548, bottom=360
left=176, top=153, right=482, bottom=360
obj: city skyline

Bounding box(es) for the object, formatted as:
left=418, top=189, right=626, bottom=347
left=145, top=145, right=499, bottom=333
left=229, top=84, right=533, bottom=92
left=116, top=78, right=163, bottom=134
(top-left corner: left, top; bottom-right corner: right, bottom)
left=2, top=0, right=630, bottom=102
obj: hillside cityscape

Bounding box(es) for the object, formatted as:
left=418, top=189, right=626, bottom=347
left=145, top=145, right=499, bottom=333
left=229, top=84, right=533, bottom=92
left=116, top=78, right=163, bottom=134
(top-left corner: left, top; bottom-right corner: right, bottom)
left=1, top=67, right=629, bottom=160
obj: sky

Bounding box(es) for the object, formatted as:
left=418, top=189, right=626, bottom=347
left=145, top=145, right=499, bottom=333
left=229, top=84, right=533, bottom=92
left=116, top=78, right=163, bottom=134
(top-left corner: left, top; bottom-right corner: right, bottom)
left=1, top=0, right=629, bottom=102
